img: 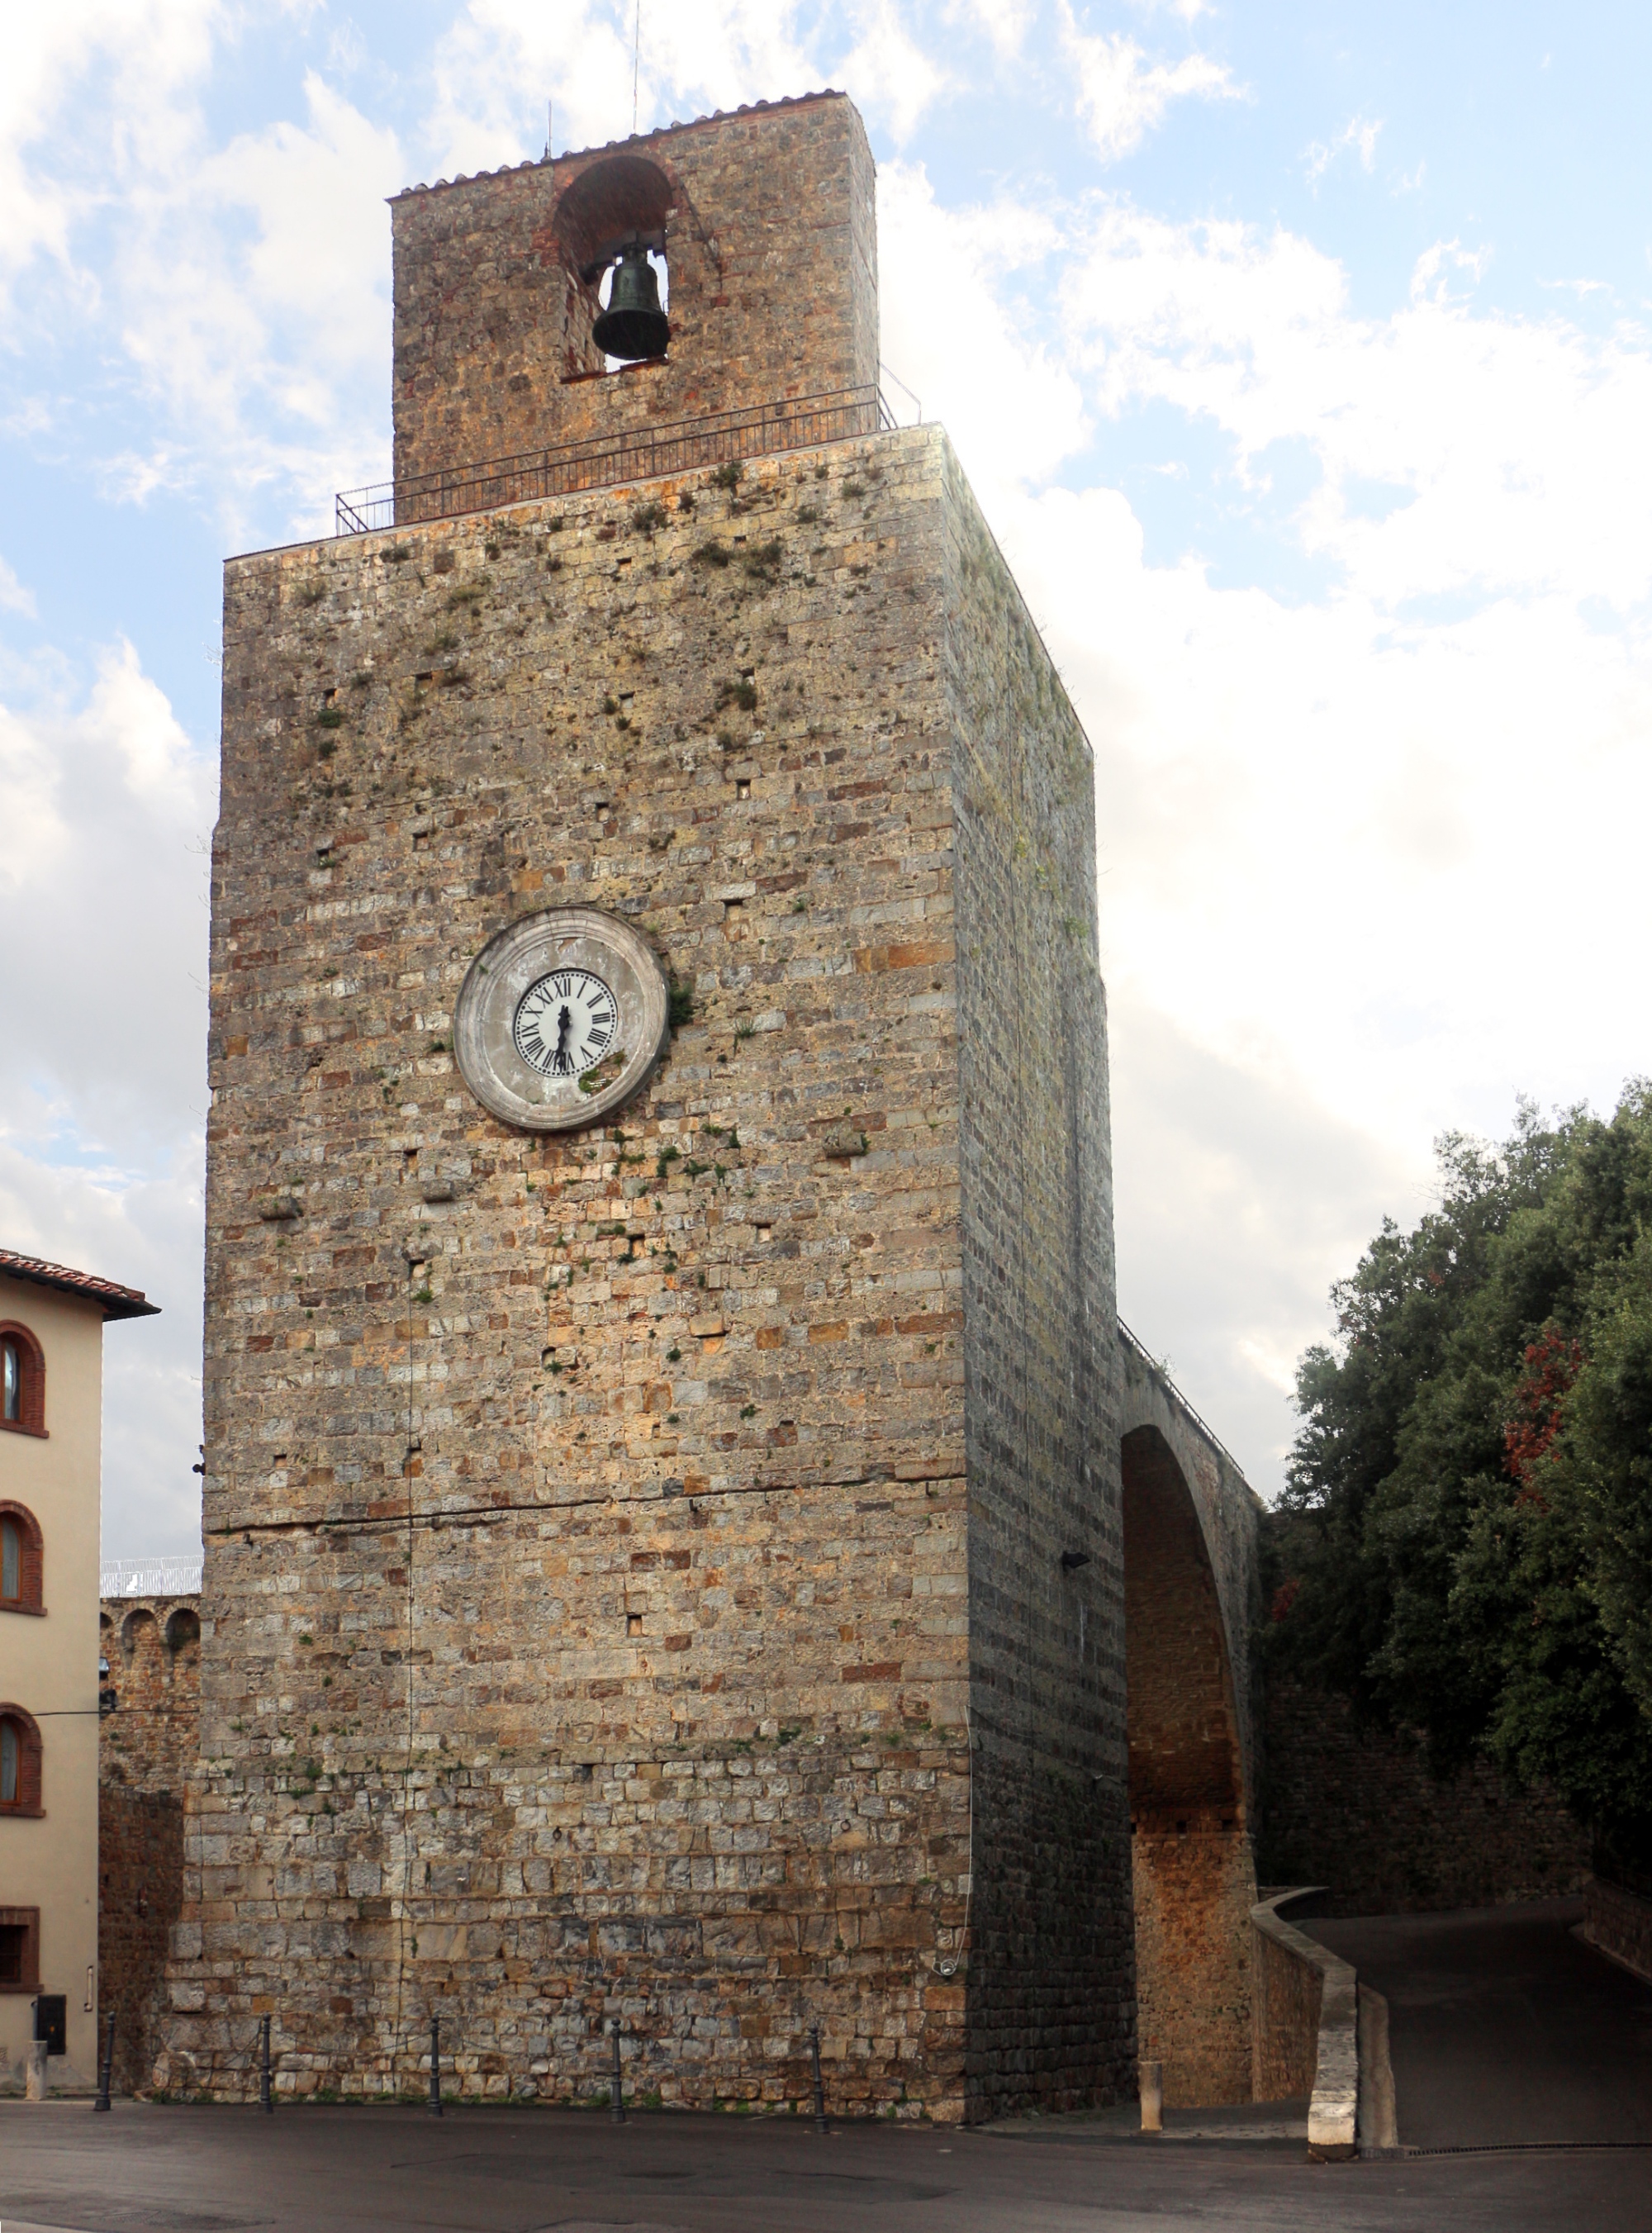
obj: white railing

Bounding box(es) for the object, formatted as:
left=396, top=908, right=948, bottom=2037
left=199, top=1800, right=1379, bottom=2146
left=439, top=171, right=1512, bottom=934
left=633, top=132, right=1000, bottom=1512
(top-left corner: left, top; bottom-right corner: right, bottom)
left=100, top=1556, right=203, bottom=1599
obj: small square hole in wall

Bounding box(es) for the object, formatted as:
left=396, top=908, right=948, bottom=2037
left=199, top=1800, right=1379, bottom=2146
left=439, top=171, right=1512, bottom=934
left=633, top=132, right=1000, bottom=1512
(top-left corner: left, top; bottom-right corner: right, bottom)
left=756, top=1223, right=772, bottom=1242
left=595, top=801, right=610, bottom=815
left=323, top=687, right=338, bottom=704
left=724, top=897, right=743, bottom=914
left=627, top=1613, right=643, bottom=1637
left=736, top=779, right=751, bottom=801
left=403, top=1148, right=419, bottom=1169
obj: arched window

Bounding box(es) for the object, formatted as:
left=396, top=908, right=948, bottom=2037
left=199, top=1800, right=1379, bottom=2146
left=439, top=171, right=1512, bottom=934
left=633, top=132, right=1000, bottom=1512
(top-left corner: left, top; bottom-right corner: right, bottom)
left=552, top=155, right=675, bottom=373
left=0, top=1325, right=45, bottom=1437
left=0, top=1707, right=43, bottom=1815
left=165, top=1607, right=201, bottom=1656
left=0, top=1506, right=43, bottom=1614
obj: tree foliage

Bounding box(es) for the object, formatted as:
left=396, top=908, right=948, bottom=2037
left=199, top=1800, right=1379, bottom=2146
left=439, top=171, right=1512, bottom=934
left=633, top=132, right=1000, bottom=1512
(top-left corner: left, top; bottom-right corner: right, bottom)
left=1269, top=1086, right=1652, bottom=1852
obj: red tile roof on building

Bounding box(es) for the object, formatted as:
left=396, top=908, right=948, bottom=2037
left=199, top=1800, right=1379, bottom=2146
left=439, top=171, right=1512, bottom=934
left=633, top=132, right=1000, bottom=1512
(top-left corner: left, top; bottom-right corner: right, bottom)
left=0, top=1248, right=160, bottom=1321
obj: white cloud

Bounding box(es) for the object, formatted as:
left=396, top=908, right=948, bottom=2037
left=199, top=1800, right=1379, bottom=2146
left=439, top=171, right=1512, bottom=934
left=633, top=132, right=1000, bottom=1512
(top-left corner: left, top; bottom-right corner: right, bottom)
left=428, top=0, right=822, bottom=177
left=1059, top=1, right=1242, bottom=164
left=0, top=558, right=36, bottom=617
left=871, top=169, right=1652, bottom=1480
left=0, top=2, right=224, bottom=302
left=943, top=0, right=1037, bottom=58
left=12, top=2, right=1652, bottom=1513
left=1306, top=114, right=1382, bottom=186
left=1, top=639, right=213, bottom=1553
left=878, top=161, right=1087, bottom=484
left=2, top=22, right=400, bottom=541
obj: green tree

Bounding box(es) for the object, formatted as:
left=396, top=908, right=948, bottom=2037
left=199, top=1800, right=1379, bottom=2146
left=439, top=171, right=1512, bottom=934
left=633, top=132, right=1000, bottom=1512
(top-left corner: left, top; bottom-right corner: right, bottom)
left=1270, top=1087, right=1652, bottom=1852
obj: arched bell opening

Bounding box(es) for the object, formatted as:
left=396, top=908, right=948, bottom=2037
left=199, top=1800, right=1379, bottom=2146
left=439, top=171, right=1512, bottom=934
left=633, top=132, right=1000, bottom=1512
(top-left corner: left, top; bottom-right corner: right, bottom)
left=552, top=154, right=674, bottom=370
left=1122, top=1425, right=1256, bottom=2106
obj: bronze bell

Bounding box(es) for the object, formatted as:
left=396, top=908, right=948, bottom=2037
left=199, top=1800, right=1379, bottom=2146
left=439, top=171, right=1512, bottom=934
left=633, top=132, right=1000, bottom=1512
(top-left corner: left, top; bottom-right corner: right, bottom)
left=592, top=244, right=670, bottom=361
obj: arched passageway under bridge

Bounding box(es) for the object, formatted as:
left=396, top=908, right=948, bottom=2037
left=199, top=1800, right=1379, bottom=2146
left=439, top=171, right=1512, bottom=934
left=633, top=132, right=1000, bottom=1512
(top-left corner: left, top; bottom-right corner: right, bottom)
left=1119, top=1333, right=1264, bottom=2107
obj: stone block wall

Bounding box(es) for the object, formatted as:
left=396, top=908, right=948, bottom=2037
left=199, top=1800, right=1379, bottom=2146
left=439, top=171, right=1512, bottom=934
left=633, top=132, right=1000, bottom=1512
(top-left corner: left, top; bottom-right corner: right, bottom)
left=1583, top=1875, right=1652, bottom=1985
left=1250, top=1900, right=1322, bottom=2102
left=1259, top=1677, right=1590, bottom=1915
left=98, top=1594, right=199, bottom=2093
left=391, top=94, right=878, bottom=487
left=163, top=416, right=1125, bottom=2119
left=945, top=456, right=1132, bottom=2108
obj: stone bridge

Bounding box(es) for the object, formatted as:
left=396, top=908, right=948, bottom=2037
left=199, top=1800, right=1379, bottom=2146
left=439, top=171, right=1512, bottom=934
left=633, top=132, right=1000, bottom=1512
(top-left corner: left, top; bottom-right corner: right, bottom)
left=1117, top=1323, right=1265, bottom=2107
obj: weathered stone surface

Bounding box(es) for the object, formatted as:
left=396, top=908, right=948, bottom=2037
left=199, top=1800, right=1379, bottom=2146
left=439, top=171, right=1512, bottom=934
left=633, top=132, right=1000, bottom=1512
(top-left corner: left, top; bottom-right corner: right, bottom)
left=160, top=407, right=1125, bottom=2118
left=1259, top=1677, right=1590, bottom=1917
left=392, top=94, right=878, bottom=487
left=99, top=1595, right=199, bottom=2093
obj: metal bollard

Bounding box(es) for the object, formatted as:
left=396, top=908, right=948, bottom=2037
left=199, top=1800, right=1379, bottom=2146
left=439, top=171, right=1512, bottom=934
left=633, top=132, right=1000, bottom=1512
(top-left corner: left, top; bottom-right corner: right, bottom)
left=93, top=2012, right=116, bottom=2112
left=259, top=2013, right=273, bottom=2113
left=1139, top=2058, right=1163, bottom=2135
left=428, top=2014, right=443, bottom=2116
left=809, top=2026, right=828, bottom=2135
left=610, top=2023, right=626, bottom=2126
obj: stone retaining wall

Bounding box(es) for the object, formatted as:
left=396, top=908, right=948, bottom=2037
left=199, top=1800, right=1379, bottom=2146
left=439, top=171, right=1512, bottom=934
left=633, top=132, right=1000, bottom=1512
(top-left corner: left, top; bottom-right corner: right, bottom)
left=1250, top=1888, right=1356, bottom=2159
left=1260, top=1678, right=1588, bottom=1914
left=1583, top=1875, right=1652, bottom=1985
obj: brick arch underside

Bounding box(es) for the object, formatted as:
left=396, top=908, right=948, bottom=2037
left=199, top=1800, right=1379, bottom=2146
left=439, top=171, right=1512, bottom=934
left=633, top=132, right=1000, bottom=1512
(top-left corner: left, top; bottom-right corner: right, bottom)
left=1122, top=1426, right=1256, bottom=2107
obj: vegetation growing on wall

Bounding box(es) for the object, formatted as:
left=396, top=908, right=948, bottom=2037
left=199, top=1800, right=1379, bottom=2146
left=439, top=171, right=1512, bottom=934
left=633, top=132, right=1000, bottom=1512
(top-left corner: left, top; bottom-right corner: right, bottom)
left=1267, top=1086, right=1652, bottom=1855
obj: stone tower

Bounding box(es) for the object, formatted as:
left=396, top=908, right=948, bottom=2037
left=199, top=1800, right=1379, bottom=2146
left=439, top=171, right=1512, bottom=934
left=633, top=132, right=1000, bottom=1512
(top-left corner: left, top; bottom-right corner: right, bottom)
left=162, top=92, right=1132, bottom=2122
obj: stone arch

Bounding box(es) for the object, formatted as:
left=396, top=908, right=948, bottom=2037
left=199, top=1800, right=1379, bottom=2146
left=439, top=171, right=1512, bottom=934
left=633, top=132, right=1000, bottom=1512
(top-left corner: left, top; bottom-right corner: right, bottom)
left=121, top=1607, right=159, bottom=1656
left=551, top=154, right=674, bottom=370
left=121, top=1607, right=164, bottom=1712
left=165, top=1605, right=201, bottom=1665
left=1122, top=1423, right=1256, bottom=2105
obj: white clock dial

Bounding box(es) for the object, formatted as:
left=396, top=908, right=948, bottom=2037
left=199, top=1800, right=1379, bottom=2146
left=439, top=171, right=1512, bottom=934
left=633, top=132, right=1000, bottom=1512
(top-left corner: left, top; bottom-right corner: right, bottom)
left=513, top=968, right=618, bottom=1076
left=453, top=907, right=670, bottom=1133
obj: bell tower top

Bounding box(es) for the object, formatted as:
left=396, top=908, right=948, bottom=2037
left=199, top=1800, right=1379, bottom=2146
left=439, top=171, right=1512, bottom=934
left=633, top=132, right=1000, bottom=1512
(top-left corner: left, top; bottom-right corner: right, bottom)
left=389, top=92, right=878, bottom=488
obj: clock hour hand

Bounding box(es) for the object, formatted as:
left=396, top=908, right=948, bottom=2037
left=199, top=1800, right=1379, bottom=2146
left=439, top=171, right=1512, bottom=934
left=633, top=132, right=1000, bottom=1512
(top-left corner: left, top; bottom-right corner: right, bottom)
left=552, top=1003, right=574, bottom=1075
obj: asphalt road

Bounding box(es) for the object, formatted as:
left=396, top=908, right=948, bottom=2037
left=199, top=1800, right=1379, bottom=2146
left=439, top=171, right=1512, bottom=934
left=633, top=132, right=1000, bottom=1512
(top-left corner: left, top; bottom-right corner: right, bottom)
left=2, top=2098, right=1646, bottom=2233
left=1307, top=1894, right=1652, bottom=2150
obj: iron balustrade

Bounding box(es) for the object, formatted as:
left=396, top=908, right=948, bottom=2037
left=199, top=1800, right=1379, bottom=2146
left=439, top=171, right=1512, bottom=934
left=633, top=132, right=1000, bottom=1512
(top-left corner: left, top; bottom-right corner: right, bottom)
left=335, top=385, right=898, bottom=536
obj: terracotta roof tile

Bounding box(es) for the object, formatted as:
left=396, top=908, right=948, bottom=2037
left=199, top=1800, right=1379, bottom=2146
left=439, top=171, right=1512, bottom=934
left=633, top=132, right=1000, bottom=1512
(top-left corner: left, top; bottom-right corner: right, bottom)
left=394, top=89, right=843, bottom=202
left=0, top=1248, right=160, bottom=1321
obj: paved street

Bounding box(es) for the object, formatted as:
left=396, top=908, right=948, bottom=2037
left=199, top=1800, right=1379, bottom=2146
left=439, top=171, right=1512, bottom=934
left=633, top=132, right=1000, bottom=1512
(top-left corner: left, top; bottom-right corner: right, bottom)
left=1308, top=1894, right=1652, bottom=2150
left=2, top=2098, right=1645, bottom=2233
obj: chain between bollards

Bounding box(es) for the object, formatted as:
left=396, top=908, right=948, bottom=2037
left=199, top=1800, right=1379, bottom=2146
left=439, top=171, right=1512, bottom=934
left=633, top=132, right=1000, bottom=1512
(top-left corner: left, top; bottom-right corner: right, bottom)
left=428, top=2014, right=443, bottom=2116
left=93, top=2012, right=115, bottom=2112
left=259, top=2013, right=273, bottom=2113
left=809, top=2026, right=828, bottom=2134
left=610, top=2022, right=626, bottom=2125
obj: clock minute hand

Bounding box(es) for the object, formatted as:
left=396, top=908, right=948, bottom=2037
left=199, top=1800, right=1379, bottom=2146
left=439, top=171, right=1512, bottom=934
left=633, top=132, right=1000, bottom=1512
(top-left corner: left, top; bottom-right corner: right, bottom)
left=553, top=1003, right=574, bottom=1073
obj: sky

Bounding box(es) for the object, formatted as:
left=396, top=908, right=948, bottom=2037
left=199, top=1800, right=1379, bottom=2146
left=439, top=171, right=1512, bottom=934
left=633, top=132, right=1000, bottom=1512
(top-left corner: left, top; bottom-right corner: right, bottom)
left=5, top=1, right=1652, bottom=1556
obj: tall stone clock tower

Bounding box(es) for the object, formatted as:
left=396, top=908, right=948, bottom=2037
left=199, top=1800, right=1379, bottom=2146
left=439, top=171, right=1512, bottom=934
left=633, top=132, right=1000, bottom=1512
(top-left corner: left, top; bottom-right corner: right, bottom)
left=162, top=93, right=1127, bottom=2122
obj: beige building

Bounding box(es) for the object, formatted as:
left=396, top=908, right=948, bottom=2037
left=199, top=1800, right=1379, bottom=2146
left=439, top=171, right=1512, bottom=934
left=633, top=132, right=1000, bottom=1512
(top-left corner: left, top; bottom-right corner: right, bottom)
left=0, top=1248, right=159, bottom=2091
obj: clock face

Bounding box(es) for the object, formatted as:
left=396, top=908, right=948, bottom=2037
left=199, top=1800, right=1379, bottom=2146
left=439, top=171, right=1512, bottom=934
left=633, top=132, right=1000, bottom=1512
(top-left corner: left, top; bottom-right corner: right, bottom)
left=513, top=967, right=618, bottom=1077
left=453, top=907, right=670, bottom=1133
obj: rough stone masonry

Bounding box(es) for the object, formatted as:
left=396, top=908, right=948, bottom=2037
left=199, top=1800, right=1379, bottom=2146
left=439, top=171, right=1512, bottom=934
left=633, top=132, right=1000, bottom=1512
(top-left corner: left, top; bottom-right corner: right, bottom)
left=159, top=93, right=1131, bottom=2122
